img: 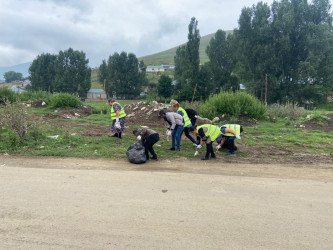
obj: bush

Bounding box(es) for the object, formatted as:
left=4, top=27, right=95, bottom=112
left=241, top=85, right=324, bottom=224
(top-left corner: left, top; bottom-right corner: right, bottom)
left=0, top=88, right=17, bottom=104
left=19, top=91, right=51, bottom=101
left=0, top=102, right=34, bottom=143
left=267, top=102, right=307, bottom=120
left=198, top=91, right=267, bottom=120
left=47, top=93, right=82, bottom=108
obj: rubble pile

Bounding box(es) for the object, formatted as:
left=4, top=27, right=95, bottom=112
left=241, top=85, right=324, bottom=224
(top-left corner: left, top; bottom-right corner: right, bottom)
left=124, top=101, right=212, bottom=128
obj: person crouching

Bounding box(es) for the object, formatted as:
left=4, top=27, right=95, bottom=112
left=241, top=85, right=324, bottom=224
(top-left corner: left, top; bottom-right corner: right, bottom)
left=216, top=124, right=243, bottom=155
left=133, top=128, right=160, bottom=161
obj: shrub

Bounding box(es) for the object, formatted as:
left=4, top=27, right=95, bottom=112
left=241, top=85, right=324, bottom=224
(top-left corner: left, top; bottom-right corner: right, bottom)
left=19, top=91, right=51, bottom=101
left=198, top=91, right=267, bottom=120
left=267, top=102, right=307, bottom=120
left=0, top=88, right=17, bottom=104
left=0, top=102, right=34, bottom=143
left=47, top=93, right=82, bottom=108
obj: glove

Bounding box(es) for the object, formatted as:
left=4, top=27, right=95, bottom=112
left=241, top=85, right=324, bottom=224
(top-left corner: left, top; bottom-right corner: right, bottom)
left=115, top=122, right=121, bottom=129
left=137, top=135, right=142, bottom=140
left=192, top=143, right=198, bottom=147
left=197, top=144, right=202, bottom=149
left=216, top=145, right=221, bottom=151
left=194, top=151, right=199, bottom=157
left=194, top=115, right=198, bottom=118
left=167, top=130, right=172, bottom=136
left=116, top=117, right=119, bottom=122
left=236, top=134, right=241, bottom=139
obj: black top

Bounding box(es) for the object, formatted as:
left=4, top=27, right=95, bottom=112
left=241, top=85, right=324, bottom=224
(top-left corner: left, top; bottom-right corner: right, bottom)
left=185, top=109, right=197, bottom=119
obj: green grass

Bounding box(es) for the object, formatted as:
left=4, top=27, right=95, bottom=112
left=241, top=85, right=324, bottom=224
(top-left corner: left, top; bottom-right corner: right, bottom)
left=1, top=104, right=332, bottom=159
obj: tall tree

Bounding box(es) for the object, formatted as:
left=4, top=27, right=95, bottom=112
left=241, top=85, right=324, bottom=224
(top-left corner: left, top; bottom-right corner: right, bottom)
left=157, top=74, right=172, bottom=100
left=173, top=17, right=201, bottom=100
left=53, top=48, right=91, bottom=97
left=206, top=30, right=238, bottom=92
left=101, top=52, right=146, bottom=99
left=29, top=53, right=57, bottom=92
left=235, top=1, right=278, bottom=102
left=3, top=71, right=23, bottom=83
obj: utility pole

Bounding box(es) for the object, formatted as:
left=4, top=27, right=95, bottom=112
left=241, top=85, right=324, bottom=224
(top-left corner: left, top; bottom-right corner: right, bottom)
left=265, top=74, right=268, bottom=106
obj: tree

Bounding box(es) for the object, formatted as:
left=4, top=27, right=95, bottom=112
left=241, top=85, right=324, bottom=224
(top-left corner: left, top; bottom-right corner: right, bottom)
left=158, top=74, right=172, bottom=100
left=173, top=17, right=201, bottom=101
left=100, top=52, right=147, bottom=99
left=53, top=48, right=91, bottom=97
left=29, top=53, right=57, bottom=92
left=206, top=30, right=238, bottom=92
left=4, top=71, right=23, bottom=83
left=234, top=1, right=278, bottom=102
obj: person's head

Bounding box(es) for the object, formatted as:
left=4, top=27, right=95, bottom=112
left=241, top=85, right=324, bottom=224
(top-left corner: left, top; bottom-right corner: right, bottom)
left=159, top=110, right=166, bottom=118
left=108, top=98, right=116, bottom=106
left=170, top=99, right=179, bottom=111
left=132, top=129, right=138, bottom=136
left=189, top=125, right=198, bottom=134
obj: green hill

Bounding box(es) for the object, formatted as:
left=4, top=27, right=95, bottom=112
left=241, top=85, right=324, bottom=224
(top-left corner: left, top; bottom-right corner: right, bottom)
left=139, top=31, right=232, bottom=66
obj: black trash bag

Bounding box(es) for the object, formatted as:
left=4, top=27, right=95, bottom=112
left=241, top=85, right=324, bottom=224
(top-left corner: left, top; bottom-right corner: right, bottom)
left=126, top=141, right=147, bottom=164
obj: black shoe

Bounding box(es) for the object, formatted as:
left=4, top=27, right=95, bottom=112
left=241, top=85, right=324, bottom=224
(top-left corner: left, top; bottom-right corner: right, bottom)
left=111, top=133, right=118, bottom=137
left=151, top=157, right=158, bottom=161
left=234, top=146, right=238, bottom=151
left=226, top=152, right=235, bottom=156
left=169, top=147, right=175, bottom=151
left=175, top=148, right=180, bottom=152
left=211, top=155, right=216, bottom=159
left=201, top=156, right=210, bottom=160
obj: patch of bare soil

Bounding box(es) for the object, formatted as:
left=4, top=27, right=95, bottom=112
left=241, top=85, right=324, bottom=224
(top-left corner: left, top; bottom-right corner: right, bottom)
left=297, top=113, right=333, bottom=133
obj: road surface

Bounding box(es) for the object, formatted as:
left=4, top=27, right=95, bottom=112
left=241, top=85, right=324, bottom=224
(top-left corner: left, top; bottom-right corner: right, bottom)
left=1, top=156, right=333, bottom=249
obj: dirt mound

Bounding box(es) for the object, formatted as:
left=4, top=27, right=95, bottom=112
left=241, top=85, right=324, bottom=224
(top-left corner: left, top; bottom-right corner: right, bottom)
left=296, top=113, right=333, bottom=133
left=43, top=105, right=94, bottom=120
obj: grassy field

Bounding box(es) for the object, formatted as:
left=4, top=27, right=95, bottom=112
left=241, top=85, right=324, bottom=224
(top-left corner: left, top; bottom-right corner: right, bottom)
left=1, top=101, right=332, bottom=163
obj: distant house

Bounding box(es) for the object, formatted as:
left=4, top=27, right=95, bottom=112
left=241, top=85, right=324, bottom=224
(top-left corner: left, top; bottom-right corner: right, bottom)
left=86, top=89, right=105, bottom=99
left=146, top=65, right=175, bottom=75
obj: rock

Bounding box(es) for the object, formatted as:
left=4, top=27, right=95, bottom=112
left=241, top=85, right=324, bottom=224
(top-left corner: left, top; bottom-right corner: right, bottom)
left=42, top=101, right=46, bottom=106
left=212, top=117, right=220, bottom=123
left=151, top=101, right=158, bottom=105
left=141, top=107, right=146, bottom=110
left=74, top=113, right=80, bottom=117
left=306, top=114, right=312, bottom=119
left=26, top=104, right=31, bottom=108
left=127, top=113, right=135, bottom=117
left=133, top=107, right=139, bottom=111
left=153, top=109, right=159, bottom=112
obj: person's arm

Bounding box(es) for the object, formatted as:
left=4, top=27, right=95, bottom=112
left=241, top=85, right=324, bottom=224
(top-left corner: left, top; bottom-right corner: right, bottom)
left=177, top=110, right=184, bottom=117
left=225, top=128, right=241, bottom=139
left=168, top=113, right=176, bottom=130
left=196, top=128, right=206, bottom=150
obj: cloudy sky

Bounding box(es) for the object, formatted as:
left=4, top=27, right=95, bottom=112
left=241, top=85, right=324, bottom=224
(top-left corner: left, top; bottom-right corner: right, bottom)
left=0, top=0, right=332, bottom=67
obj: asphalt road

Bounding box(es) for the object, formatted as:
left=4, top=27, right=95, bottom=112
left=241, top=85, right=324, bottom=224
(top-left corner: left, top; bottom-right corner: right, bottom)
left=1, top=157, right=333, bottom=249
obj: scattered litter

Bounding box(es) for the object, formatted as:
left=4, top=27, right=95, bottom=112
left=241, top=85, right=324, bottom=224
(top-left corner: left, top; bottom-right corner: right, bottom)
left=47, top=135, right=59, bottom=139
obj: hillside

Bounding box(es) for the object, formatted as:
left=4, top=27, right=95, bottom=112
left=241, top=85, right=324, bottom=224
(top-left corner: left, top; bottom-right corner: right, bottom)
left=0, top=62, right=31, bottom=80
left=139, top=31, right=233, bottom=66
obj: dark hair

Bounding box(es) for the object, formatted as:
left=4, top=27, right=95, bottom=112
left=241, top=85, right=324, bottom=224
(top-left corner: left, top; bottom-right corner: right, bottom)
left=189, top=125, right=197, bottom=132
left=159, top=110, right=166, bottom=116
left=132, top=129, right=138, bottom=134
left=108, top=98, right=115, bottom=103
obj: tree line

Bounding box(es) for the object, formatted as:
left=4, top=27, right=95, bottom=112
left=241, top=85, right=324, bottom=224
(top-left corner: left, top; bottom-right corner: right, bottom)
left=170, top=0, right=333, bottom=105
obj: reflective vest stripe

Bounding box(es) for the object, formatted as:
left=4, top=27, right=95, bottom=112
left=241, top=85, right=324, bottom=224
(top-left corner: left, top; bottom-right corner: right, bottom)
left=177, top=107, right=191, bottom=127
left=111, top=102, right=126, bottom=120
left=220, top=124, right=241, bottom=136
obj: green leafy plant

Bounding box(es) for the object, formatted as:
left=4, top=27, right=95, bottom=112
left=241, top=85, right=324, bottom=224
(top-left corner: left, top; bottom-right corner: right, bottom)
left=47, top=93, right=82, bottom=108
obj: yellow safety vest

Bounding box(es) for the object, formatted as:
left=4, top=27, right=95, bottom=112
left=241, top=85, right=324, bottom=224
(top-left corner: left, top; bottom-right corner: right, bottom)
left=197, top=124, right=220, bottom=142
left=220, top=124, right=241, bottom=136
left=177, top=107, right=191, bottom=127
left=110, top=102, right=126, bottom=120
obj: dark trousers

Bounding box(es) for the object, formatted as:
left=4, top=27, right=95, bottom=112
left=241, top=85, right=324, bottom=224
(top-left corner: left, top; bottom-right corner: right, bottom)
left=143, top=133, right=160, bottom=159
left=222, top=137, right=237, bottom=153
left=205, top=142, right=216, bottom=158
left=180, top=127, right=197, bottom=144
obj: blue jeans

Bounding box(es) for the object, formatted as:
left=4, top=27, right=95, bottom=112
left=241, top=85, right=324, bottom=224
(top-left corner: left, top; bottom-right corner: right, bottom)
left=172, top=125, right=184, bottom=150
